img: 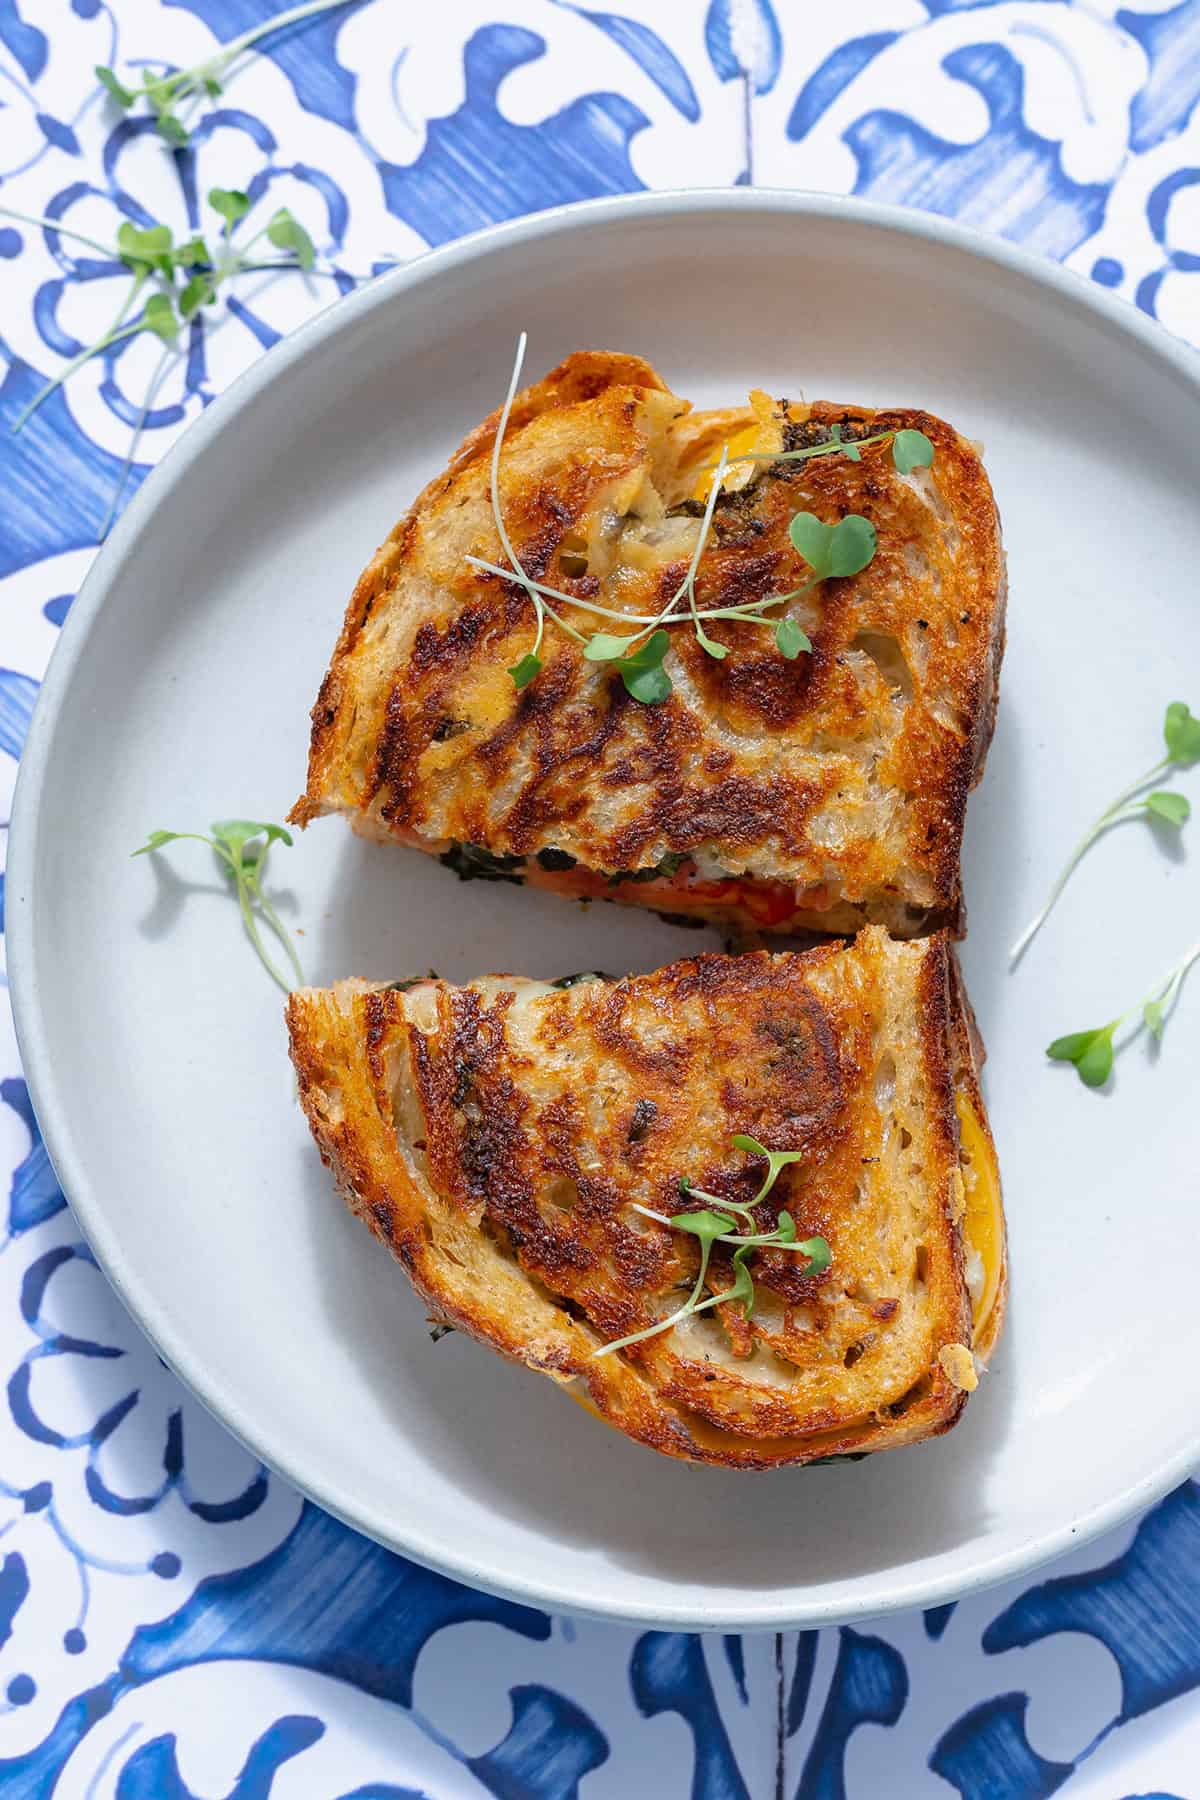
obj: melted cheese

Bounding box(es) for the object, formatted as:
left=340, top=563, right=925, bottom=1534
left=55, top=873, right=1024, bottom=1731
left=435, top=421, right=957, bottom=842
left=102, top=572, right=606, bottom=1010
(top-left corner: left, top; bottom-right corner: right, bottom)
left=956, top=1089, right=1003, bottom=1340
left=691, top=390, right=781, bottom=502
left=691, top=422, right=760, bottom=502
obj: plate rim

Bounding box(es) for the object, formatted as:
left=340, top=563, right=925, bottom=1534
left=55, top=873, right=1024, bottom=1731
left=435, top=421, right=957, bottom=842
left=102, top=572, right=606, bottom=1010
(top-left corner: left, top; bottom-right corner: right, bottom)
left=10, top=186, right=1200, bottom=1632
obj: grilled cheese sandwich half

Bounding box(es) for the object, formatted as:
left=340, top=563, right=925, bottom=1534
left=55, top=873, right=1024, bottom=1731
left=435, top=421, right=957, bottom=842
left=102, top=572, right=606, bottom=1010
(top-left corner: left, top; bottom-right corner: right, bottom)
left=287, top=927, right=1005, bottom=1469
left=291, top=351, right=1005, bottom=938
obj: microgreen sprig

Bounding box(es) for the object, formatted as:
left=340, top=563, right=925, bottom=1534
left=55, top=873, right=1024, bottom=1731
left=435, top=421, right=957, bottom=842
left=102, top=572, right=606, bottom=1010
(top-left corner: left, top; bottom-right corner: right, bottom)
left=486, top=332, right=588, bottom=691
left=470, top=338, right=896, bottom=703
left=713, top=422, right=934, bottom=477
left=1011, top=702, right=1200, bottom=964
left=3, top=190, right=319, bottom=528
left=3, top=194, right=315, bottom=423
left=134, top=819, right=303, bottom=993
left=6, top=239, right=182, bottom=433
left=95, top=0, right=355, bottom=145
left=1047, top=933, right=1200, bottom=1088
left=579, top=440, right=735, bottom=693
left=593, top=1135, right=830, bottom=1358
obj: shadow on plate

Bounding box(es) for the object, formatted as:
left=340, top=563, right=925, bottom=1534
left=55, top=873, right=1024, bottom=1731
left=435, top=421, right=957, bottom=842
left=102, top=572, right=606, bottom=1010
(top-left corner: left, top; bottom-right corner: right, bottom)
left=297, top=1139, right=1017, bottom=1600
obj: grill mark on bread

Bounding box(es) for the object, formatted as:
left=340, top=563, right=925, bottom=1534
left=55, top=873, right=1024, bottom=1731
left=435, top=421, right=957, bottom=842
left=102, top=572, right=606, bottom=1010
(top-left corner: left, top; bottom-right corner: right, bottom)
left=291, top=358, right=1006, bottom=939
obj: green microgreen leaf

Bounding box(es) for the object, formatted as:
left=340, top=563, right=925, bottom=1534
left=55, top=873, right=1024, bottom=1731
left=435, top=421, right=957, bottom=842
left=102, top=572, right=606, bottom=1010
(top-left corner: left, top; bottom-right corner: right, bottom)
left=462, top=342, right=902, bottom=710
left=724, top=1252, right=756, bottom=1313
left=798, top=1236, right=832, bottom=1276
left=141, top=293, right=178, bottom=343
left=775, top=617, right=812, bottom=660
left=672, top=1208, right=738, bottom=1243
left=117, top=221, right=175, bottom=275
left=618, top=629, right=671, bottom=705
left=1013, top=699, right=1200, bottom=963
left=693, top=620, right=728, bottom=660
left=593, top=1135, right=829, bottom=1356
left=788, top=512, right=833, bottom=580
left=133, top=829, right=191, bottom=855
left=175, top=235, right=211, bottom=269
left=134, top=819, right=302, bottom=993
left=787, top=512, right=876, bottom=582
left=583, top=632, right=638, bottom=661
left=1164, top=701, right=1200, bottom=767
left=508, top=652, right=542, bottom=690
left=96, top=65, right=135, bottom=107
left=1145, top=789, right=1190, bottom=826
left=97, top=2, right=356, bottom=151
left=731, top=1135, right=804, bottom=1222
left=209, top=187, right=251, bottom=229
left=623, top=663, right=672, bottom=704
left=156, top=110, right=190, bottom=147
left=1047, top=1023, right=1117, bottom=1088
left=211, top=818, right=293, bottom=856
left=829, top=514, right=877, bottom=577
left=829, top=423, right=861, bottom=463
left=892, top=428, right=934, bottom=474
left=267, top=207, right=315, bottom=271
left=1044, top=929, right=1200, bottom=1088
left=179, top=273, right=216, bottom=319
left=729, top=1133, right=770, bottom=1157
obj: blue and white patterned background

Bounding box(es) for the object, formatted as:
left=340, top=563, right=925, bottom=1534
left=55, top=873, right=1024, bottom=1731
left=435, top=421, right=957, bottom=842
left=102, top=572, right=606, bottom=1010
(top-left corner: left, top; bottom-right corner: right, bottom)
left=1, top=1, right=1199, bottom=1793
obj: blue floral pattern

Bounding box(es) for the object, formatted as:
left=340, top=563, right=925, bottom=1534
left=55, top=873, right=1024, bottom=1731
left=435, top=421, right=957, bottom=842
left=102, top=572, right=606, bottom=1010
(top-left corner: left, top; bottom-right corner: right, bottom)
left=1, top=1, right=1199, bottom=1792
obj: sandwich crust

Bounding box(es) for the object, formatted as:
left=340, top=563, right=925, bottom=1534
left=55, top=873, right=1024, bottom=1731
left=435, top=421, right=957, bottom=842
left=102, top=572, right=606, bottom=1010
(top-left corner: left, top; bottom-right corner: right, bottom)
left=287, top=928, right=1005, bottom=1468
left=291, top=351, right=1006, bottom=937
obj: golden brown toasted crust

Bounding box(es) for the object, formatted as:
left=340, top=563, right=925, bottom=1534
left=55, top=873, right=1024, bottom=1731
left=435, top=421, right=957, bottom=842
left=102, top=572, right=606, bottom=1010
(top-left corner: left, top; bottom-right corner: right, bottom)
left=292, top=351, right=1006, bottom=939
left=287, top=928, right=1003, bottom=1468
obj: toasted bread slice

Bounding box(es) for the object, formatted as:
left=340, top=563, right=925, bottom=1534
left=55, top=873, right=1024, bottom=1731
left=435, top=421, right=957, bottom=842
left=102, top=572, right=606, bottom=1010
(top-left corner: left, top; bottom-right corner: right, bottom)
left=287, top=927, right=1005, bottom=1469
left=291, top=352, right=1005, bottom=937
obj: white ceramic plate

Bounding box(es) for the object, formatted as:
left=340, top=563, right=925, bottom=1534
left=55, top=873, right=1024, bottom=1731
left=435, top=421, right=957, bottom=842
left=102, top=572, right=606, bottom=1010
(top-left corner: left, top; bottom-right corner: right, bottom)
left=11, top=191, right=1200, bottom=1632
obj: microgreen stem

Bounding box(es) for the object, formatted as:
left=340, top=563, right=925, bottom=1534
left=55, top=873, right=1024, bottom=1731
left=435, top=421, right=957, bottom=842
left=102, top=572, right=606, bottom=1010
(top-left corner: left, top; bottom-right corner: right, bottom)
left=236, top=260, right=344, bottom=277
left=139, top=0, right=353, bottom=106
left=475, top=337, right=896, bottom=693
left=632, top=1201, right=822, bottom=1255
left=0, top=204, right=120, bottom=259
left=100, top=341, right=179, bottom=538
left=105, top=269, right=150, bottom=336
left=464, top=557, right=675, bottom=628
left=208, top=0, right=354, bottom=65
left=468, top=479, right=801, bottom=636
left=134, top=822, right=303, bottom=993
left=714, top=427, right=898, bottom=471
left=242, top=851, right=305, bottom=989
left=12, top=312, right=149, bottom=433
left=488, top=333, right=587, bottom=660
left=231, top=862, right=292, bottom=992
left=686, top=448, right=730, bottom=655
left=1048, top=928, right=1200, bottom=1086
left=1143, top=938, right=1200, bottom=1029
left=593, top=1270, right=745, bottom=1360
left=630, top=435, right=730, bottom=653
left=1010, top=756, right=1177, bottom=964
left=595, top=1139, right=824, bottom=1357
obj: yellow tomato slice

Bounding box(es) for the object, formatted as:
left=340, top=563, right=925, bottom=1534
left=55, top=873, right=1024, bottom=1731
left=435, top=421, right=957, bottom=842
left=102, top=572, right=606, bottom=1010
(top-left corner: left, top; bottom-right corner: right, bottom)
left=956, top=1089, right=1003, bottom=1341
